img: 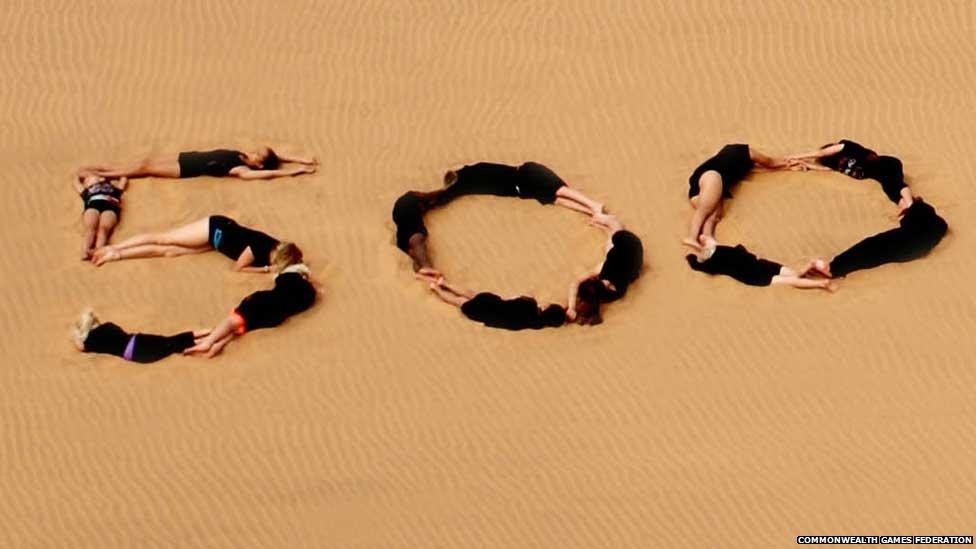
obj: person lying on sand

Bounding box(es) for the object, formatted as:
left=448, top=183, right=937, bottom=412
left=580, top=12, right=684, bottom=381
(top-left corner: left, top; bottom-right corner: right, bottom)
left=79, top=147, right=316, bottom=181
left=685, top=238, right=834, bottom=291
left=72, top=309, right=209, bottom=364
left=785, top=139, right=915, bottom=213
left=441, top=161, right=604, bottom=215
left=418, top=274, right=566, bottom=331
left=802, top=198, right=947, bottom=280
left=74, top=173, right=127, bottom=260
left=566, top=212, right=644, bottom=326
left=91, top=215, right=301, bottom=274
left=684, top=144, right=795, bottom=251
left=184, top=263, right=319, bottom=358
left=392, top=189, right=446, bottom=277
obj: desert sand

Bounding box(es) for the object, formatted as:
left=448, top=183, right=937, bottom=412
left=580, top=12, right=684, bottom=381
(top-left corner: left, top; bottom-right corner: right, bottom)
left=2, top=1, right=975, bottom=547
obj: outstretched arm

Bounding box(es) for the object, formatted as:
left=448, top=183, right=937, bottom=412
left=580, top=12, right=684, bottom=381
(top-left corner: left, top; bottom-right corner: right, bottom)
left=276, top=152, right=317, bottom=165
left=787, top=143, right=845, bottom=161
left=430, top=282, right=469, bottom=308
left=749, top=148, right=788, bottom=169
left=231, top=165, right=315, bottom=180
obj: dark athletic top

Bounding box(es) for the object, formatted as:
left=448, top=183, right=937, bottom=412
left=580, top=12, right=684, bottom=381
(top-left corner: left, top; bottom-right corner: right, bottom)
left=208, top=215, right=279, bottom=267
left=442, top=161, right=567, bottom=204
left=688, top=144, right=754, bottom=198
left=818, top=140, right=907, bottom=203
left=392, top=192, right=429, bottom=252
left=83, top=322, right=129, bottom=357
left=178, top=149, right=246, bottom=178
left=686, top=244, right=782, bottom=287
left=235, top=272, right=317, bottom=332
left=599, top=230, right=644, bottom=300
left=80, top=181, right=122, bottom=207
left=899, top=199, right=948, bottom=238
left=460, top=293, right=565, bottom=331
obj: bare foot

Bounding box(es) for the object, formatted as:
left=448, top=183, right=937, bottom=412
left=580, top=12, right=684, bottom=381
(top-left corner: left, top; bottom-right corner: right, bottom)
left=192, top=329, right=211, bottom=338
left=91, top=246, right=120, bottom=266
left=681, top=237, right=703, bottom=251
left=698, top=234, right=717, bottom=252
left=592, top=202, right=605, bottom=215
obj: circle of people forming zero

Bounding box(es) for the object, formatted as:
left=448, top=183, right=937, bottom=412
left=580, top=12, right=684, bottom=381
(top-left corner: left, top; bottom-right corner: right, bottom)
left=682, top=141, right=946, bottom=291
left=394, top=161, right=644, bottom=330
left=70, top=147, right=321, bottom=363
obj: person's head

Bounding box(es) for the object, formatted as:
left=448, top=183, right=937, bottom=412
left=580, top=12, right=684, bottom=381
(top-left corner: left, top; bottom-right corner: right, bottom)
left=246, top=147, right=281, bottom=170
left=72, top=308, right=100, bottom=351
left=540, top=304, right=567, bottom=328
left=80, top=174, right=106, bottom=188
left=574, top=277, right=606, bottom=326
left=270, top=242, right=304, bottom=273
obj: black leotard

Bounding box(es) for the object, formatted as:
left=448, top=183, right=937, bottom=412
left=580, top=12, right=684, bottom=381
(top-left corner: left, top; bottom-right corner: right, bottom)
left=598, top=230, right=644, bottom=300
left=80, top=181, right=122, bottom=215
left=818, top=140, right=907, bottom=204
left=441, top=162, right=567, bottom=204
left=830, top=199, right=947, bottom=278
left=686, top=244, right=783, bottom=287
left=460, top=293, right=565, bottom=331
left=392, top=192, right=430, bottom=252
left=83, top=322, right=195, bottom=364
left=688, top=144, right=754, bottom=198
left=178, top=149, right=246, bottom=178
left=208, top=216, right=279, bottom=267
left=234, top=272, right=317, bottom=332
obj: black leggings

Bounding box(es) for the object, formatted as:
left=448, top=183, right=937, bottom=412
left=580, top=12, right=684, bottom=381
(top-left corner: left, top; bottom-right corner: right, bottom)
left=831, top=227, right=945, bottom=278
left=127, top=333, right=196, bottom=363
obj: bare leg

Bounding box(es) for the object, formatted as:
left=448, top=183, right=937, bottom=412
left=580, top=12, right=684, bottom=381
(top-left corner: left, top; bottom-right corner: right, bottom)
left=185, top=314, right=242, bottom=356
left=79, top=155, right=180, bottom=179
left=701, top=201, right=724, bottom=241
left=93, top=244, right=210, bottom=265
left=81, top=209, right=99, bottom=259
left=93, top=217, right=211, bottom=263
left=685, top=171, right=723, bottom=247
left=555, top=187, right=604, bottom=214
left=94, top=210, right=119, bottom=250
left=407, top=233, right=434, bottom=272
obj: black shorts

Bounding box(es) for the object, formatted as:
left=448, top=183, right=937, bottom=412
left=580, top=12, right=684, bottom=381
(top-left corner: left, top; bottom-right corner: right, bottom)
left=688, top=144, right=753, bottom=199
left=516, top=162, right=567, bottom=204
left=83, top=199, right=121, bottom=216
left=392, top=193, right=428, bottom=252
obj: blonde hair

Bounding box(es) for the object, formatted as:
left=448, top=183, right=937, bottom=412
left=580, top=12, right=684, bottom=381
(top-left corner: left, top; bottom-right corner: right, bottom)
left=270, top=242, right=304, bottom=273
left=72, top=308, right=100, bottom=350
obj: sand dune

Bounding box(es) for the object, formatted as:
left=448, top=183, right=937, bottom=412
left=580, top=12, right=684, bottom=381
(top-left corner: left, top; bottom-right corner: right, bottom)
left=2, top=0, right=975, bottom=547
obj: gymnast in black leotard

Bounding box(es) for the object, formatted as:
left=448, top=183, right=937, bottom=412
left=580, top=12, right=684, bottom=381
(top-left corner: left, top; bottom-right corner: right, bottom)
left=568, top=213, right=644, bottom=325
left=804, top=198, right=947, bottom=280
left=440, top=161, right=604, bottom=215
left=72, top=309, right=208, bottom=364
left=74, top=174, right=128, bottom=260
left=786, top=139, right=915, bottom=210
left=425, top=276, right=566, bottom=331
left=184, top=263, right=319, bottom=358
left=392, top=189, right=449, bottom=274
left=78, top=146, right=317, bottom=181
left=685, top=242, right=832, bottom=290
left=91, top=215, right=299, bottom=273
left=684, top=144, right=792, bottom=251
